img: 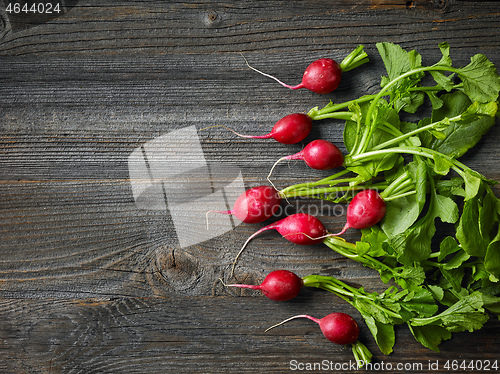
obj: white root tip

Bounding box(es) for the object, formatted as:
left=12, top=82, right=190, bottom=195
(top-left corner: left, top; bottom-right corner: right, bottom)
left=230, top=226, right=273, bottom=278
left=265, top=314, right=313, bottom=333
left=267, top=156, right=287, bottom=195
left=198, top=124, right=254, bottom=139
left=205, top=210, right=213, bottom=231
left=281, top=232, right=336, bottom=242
left=230, top=235, right=253, bottom=279
left=206, top=209, right=232, bottom=231
left=240, top=53, right=296, bottom=89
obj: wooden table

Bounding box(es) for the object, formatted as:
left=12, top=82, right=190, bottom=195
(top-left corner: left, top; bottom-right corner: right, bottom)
left=1, top=1, right=499, bottom=373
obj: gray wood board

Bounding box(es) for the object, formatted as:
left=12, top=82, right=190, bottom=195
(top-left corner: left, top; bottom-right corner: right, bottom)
left=1, top=0, right=499, bottom=373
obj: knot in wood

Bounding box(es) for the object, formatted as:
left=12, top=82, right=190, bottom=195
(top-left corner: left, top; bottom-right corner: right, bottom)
left=0, top=13, right=6, bottom=34
left=432, top=0, right=449, bottom=10
left=203, top=10, right=221, bottom=27
left=156, top=248, right=202, bottom=293
left=406, top=1, right=416, bottom=9
left=405, top=0, right=449, bottom=11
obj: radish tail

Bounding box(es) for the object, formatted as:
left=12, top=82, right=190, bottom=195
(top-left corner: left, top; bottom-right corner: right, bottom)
left=199, top=124, right=273, bottom=139
left=282, top=232, right=336, bottom=242
left=219, top=278, right=260, bottom=290
left=265, top=314, right=320, bottom=332
left=267, top=153, right=301, bottom=201
left=240, top=53, right=303, bottom=90
left=267, top=156, right=288, bottom=192
left=330, top=222, right=350, bottom=236
left=230, top=225, right=276, bottom=278
left=225, top=284, right=260, bottom=290
left=206, top=209, right=234, bottom=230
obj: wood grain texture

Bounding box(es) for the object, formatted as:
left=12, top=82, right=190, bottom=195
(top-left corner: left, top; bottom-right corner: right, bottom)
left=1, top=294, right=499, bottom=374
left=1, top=0, right=500, bottom=372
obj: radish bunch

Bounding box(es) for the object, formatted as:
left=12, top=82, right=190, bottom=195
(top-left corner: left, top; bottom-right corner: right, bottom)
left=230, top=213, right=330, bottom=276
left=230, top=189, right=386, bottom=275
left=209, top=45, right=379, bottom=365
left=206, top=41, right=500, bottom=365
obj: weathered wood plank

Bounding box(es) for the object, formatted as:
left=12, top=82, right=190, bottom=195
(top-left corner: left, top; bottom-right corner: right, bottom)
left=0, top=0, right=499, bottom=56
left=1, top=294, right=499, bottom=373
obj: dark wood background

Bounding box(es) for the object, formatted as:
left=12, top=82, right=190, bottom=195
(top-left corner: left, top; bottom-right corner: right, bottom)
left=1, top=1, right=499, bottom=373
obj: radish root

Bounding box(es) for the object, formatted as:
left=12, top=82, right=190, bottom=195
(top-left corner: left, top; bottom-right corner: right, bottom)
left=240, top=53, right=300, bottom=90
left=265, top=314, right=320, bottom=332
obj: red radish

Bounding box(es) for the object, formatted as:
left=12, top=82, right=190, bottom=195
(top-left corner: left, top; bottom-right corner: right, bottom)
left=296, top=58, right=343, bottom=94
left=268, top=113, right=313, bottom=144
left=267, top=139, right=344, bottom=184
left=231, top=213, right=330, bottom=276
left=266, top=312, right=360, bottom=345
left=334, top=189, right=386, bottom=236
left=222, top=113, right=312, bottom=145
left=242, top=213, right=328, bottom=246
left=209, top=185, right=281, bottom=224
left=292, top=140, right=344, bottom=170
left=244, top=56, right=342, bottom=94
left=223, top=270, right=303, bottom=301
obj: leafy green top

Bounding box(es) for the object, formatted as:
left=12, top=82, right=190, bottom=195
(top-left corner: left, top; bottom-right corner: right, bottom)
left=281, top=42, right=500, bottom=356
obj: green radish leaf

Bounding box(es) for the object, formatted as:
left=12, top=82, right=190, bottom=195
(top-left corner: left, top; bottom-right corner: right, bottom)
left=345, top=100, right=402, bottom=178
left=440, top=267, right=466, bottom=293
left=391, top=214, right=434, bottom=266
left=457, top=53, right=500, bottom=103
left=482, top=294, right=500, bottom=318
left=424, top=92, right=497, bottom=159
left=377, top=42, right=418, bottom=83
left=433, top=154, right=453, bottom=175
left=355, top=241, right=372, bottom=257
left=411, top=292, right=488, bottom=333
left=485, top=244, right=500, bottom=282
left=428, top=285, right=445, bottom=302
left=376, top=42, right=425, bottom=113
left=360, top=226, right=393, bottom=257
left=430, top=71, right=455, bottom=92
left=400, top=287, right=439, bottom=319
left=381, top=195, right=420, bottom=237
left=407, top=324, right=451, bottom=352
left=434, top=193, right=459, bottom=224
left=443, top=251, right=470, bottom=270
left=362, top=316, right=395, bottom=355
left=457, top=196, right=488, bottom=257
left=389, top=178, right=458, bottom=266
left=462, top=169, right=482, bottom=201
left=436, top=177, right=466, bottom=198
left=436, top=42, right=453, bottom=68
left=397, top=265, right=426, bottom=291
left=429, top=43, right=454, bottom=92
left=438, top=236, right=461, bottom=262
left=426, top=90, right=444, bottom=110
